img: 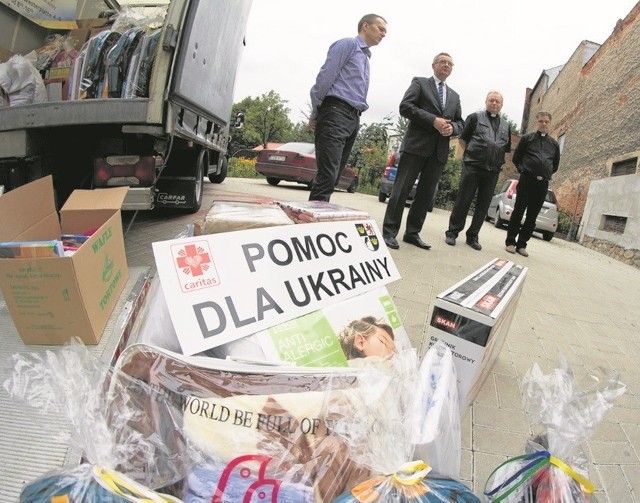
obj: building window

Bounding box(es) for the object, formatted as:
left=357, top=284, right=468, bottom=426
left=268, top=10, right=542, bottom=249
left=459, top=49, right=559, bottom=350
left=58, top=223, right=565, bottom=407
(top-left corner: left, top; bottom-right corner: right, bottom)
left=610, top=157, right=638, bottom=177
left=601, top=215, right=627, bottom=234
left=558, top=134, right=565, bottom=153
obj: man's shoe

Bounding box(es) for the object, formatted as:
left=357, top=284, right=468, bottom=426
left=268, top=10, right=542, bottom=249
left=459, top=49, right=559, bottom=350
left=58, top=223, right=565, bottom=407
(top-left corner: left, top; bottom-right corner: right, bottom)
left=384, top=237, right=399, bottom=249
left=445, top=235, right=456, bottom=246
left=402, top=235, right=431, bottom=250
left=505, top=245, right=516, bottom=254
left=466, top=239, right=482, bottom=251
left=516, top=248, right=529, bottom=257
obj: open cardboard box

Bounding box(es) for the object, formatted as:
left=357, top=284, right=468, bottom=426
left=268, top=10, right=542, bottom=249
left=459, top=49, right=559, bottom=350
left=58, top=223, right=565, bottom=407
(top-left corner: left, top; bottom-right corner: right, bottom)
left=0, top=176, right=129, bottom=345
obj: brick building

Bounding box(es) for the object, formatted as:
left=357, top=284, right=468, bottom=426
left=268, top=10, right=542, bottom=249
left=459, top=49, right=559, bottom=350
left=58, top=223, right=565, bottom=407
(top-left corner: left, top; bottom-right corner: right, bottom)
left=520, top=1, right=640, bottom=266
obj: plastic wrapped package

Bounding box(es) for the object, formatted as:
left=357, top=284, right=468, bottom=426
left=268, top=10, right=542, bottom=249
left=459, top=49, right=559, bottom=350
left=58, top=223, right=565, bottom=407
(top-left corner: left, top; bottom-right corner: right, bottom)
left=412, top=341, right=461, bottom=479
left=110, top=343, right=422, bottom=501
left=102, top=27, right=146, bottom=98
left=2, top=340, right=190, bottom=501
left=0, top=52, right=47, bottom=106
left=483, top=356, right=627, bottom=502
left=193, top=201, right=295, bottom=235
left=332, top=461, right=479, bottom=502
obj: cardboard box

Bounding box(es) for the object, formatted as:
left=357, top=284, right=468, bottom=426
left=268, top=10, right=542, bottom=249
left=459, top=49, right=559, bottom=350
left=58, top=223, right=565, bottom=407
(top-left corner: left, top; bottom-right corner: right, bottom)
left=426, top=258, right=527, bottom=409
left=0, top=176, right=129, bottom=345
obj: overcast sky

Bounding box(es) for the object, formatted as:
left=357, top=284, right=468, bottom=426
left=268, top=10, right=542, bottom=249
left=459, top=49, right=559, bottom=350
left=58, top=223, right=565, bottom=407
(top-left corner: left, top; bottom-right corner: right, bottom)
left=233, top=0, right=638, bottom=131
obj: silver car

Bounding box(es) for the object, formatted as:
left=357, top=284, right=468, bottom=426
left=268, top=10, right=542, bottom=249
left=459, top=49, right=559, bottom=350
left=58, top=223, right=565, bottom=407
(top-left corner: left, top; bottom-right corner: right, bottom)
left=486, top=178, right=558, bottom=241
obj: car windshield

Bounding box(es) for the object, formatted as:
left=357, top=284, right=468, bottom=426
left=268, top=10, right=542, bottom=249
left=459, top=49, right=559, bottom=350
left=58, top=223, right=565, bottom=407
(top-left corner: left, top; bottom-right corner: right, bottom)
left=278, top=142, right=315, bottom=155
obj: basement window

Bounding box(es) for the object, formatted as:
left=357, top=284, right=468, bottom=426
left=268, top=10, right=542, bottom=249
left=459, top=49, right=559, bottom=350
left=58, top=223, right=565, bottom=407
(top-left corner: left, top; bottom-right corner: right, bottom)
left=610, top=157, right=638, bottom=177
left=601, top=215, right=627, bottom=234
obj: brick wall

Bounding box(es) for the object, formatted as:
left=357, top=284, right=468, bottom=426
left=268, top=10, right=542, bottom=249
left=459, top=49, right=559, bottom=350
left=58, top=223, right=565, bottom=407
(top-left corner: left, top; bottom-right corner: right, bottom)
left=522, top=3, right=640, bottom=224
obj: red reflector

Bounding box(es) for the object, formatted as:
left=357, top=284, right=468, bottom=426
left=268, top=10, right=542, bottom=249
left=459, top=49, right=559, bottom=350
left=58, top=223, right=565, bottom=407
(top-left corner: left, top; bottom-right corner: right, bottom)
left=94, top=156, right=155, bottom=187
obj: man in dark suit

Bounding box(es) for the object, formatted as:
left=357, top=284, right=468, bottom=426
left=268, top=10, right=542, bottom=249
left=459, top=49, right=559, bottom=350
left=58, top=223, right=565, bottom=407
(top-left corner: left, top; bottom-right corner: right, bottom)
left=382, top=52, right=464, bottom=250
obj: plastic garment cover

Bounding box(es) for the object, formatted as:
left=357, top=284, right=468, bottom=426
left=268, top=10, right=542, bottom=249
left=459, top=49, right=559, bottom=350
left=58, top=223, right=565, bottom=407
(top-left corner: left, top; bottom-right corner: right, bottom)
left=2, top=340, right=187, bottom=500
left=123, top=29, right=161, bottom=98
left=332, top=461, right=480, bottom=502
left=483, top=355, right=626, bottom=502
left=102, top=28, right=146, bottom=98
left=79, top=31, right=122, bottom=99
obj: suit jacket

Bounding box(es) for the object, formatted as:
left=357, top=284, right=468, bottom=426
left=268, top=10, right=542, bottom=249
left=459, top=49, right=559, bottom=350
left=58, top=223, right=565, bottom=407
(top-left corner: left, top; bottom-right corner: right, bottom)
left=399, top=76, right=464, bottom=164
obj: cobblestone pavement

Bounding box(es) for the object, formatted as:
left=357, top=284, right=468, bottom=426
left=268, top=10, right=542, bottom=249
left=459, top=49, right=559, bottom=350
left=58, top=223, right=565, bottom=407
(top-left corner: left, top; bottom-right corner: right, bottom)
left=123, top=177, right=640, bottom=502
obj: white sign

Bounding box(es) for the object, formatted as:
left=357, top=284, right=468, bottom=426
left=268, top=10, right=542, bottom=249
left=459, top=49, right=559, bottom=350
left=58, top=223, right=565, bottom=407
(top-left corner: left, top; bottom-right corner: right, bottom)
left=0, top=0, right=77, bottom=27
left=152, top=219, right=400, bottom=355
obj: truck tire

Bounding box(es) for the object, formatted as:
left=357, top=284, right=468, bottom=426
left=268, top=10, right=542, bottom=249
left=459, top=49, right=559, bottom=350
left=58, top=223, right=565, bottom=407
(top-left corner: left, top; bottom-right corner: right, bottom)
left=189, top=149, right=206, bottom=213
left=208, top=155, right=228, bottom=184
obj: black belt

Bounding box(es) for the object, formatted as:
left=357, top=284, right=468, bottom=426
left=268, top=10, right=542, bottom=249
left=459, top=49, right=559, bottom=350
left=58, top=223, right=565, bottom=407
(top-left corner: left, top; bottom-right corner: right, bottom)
left=323, top=96, right=362, bottom=116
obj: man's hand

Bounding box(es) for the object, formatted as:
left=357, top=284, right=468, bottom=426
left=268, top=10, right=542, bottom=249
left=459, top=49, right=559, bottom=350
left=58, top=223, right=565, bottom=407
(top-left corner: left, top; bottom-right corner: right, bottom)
left=308, top=119, right=317, bottom=131
left=433, top=117, right=453, bottom=136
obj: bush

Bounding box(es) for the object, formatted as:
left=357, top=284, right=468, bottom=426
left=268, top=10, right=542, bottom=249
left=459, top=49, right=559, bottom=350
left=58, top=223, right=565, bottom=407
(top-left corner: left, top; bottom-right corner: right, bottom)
left=228, top=157, right=261, bottom=179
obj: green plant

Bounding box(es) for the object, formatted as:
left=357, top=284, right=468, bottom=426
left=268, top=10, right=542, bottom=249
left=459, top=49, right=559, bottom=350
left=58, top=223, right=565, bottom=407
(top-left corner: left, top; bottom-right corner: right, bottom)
left=228, top=157, right=261, bottom=179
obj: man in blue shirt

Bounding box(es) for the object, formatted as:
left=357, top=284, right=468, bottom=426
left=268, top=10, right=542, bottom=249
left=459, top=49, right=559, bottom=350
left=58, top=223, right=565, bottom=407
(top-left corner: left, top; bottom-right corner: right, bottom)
left=308, top=14, right=387, bottom=201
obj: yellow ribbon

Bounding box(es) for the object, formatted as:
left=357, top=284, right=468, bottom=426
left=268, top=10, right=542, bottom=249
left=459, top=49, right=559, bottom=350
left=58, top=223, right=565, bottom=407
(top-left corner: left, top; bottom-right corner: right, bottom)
left=549, top=456, right=595, bottom=494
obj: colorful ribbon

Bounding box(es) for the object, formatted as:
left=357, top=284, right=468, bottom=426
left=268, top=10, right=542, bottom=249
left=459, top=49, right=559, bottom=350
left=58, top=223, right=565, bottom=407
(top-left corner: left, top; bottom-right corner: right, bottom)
left=483, top=450, right=595, bottom=502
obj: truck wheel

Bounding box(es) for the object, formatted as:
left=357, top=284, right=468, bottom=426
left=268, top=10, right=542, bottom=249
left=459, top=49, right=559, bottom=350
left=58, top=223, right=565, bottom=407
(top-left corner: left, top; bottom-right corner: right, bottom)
left=378, top=192, right=387, bottom=203
left=189, top=149, right=206, bottom=213
left=266, top=177, right=280, bottom=186
left=208, top=156, right=228, bottom=184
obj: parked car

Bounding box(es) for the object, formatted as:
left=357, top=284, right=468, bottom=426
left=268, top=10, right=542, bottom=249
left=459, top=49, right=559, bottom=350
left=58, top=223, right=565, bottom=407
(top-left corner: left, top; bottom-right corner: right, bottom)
left=254, top=142, right=358, bottom=192
left=486, top=178, right=558, bottom=241
left=378, top=165, right=419, bottom=203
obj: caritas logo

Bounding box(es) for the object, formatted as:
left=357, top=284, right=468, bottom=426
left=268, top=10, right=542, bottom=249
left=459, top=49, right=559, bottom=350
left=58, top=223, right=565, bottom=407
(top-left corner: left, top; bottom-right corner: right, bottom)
left=171, top=241, right=220, bottom=292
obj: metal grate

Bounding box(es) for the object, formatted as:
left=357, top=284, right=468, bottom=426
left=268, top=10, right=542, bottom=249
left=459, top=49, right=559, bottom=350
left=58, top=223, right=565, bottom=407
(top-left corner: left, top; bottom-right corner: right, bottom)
left=610, top=157, right=638, bottom=177
left=602, top=215, right=627, bottom=234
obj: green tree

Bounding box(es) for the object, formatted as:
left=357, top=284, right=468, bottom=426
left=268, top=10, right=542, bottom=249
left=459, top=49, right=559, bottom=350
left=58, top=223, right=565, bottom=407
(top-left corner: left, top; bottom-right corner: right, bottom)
left=434, top=148, right=462, bottom=210
left=349, top=121, right=390, bottom=189
left=500, top=113, right=520, bottom=134
left=283, top=121, right=314, bottom=143
left=229, top=91, right=293, bottom=154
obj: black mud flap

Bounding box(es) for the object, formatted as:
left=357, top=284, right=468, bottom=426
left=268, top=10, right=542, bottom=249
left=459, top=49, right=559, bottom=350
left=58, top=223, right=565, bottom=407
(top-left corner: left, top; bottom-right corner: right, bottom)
left=154, top=176, right=197, bottom=209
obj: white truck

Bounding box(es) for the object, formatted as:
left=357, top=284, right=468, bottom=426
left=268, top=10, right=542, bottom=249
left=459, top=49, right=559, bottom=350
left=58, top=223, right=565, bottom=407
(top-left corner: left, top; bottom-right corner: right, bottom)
left=0, top=0, right=251, bottom=212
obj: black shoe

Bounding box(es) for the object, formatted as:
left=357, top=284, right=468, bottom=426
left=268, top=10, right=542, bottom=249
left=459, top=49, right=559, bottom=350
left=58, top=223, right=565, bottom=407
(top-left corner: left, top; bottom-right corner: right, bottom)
left=402, top=235, right=431, bottom=250
left=384, top=236, right=399, bottom=249
left=466, top=239, right=482, bottom=251
left=445, top=235, right=456, bottom=246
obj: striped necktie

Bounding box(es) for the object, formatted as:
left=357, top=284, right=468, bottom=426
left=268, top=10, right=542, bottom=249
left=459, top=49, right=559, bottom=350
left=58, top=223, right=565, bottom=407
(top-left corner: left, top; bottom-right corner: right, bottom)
left=438, top=81, right=445, bottom=110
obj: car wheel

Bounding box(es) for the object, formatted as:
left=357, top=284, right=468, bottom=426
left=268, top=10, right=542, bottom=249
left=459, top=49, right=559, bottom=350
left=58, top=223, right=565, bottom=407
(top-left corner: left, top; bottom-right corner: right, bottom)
left=378, top=192, right=387, bottom=203
left=347, top=178, right=358, bottom=193
left=542, top=231, right=554, bottom=241
left=266, top=177, right=280, bottom=186
left=494, top=207, right=505, bottom=228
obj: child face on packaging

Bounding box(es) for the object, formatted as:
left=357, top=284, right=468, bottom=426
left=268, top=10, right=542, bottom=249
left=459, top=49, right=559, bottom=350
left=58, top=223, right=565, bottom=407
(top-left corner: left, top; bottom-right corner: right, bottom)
left=355, top=326, right=396, bottom=357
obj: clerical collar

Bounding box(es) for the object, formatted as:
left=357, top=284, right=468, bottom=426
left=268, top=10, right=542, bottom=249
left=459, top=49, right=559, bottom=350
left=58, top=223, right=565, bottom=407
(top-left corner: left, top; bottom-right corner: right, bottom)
left=540, top=133, right=547, bottom=137
left=489, top=113, right=498, bottom=118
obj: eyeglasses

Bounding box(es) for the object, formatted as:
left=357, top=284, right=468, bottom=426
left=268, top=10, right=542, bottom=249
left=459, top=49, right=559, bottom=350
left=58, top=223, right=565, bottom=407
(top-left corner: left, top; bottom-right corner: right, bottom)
left=436, top=60, right=454, bottom=67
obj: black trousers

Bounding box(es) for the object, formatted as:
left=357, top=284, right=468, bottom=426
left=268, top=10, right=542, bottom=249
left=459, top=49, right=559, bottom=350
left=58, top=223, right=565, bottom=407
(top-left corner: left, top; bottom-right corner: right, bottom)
left=309, top=99, right=360, bottom=202
left=383, top=151, right=443, bottom=239
left=447, top=164, right=499, bottom=241
left=505, top=173, right=548, bottom=248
